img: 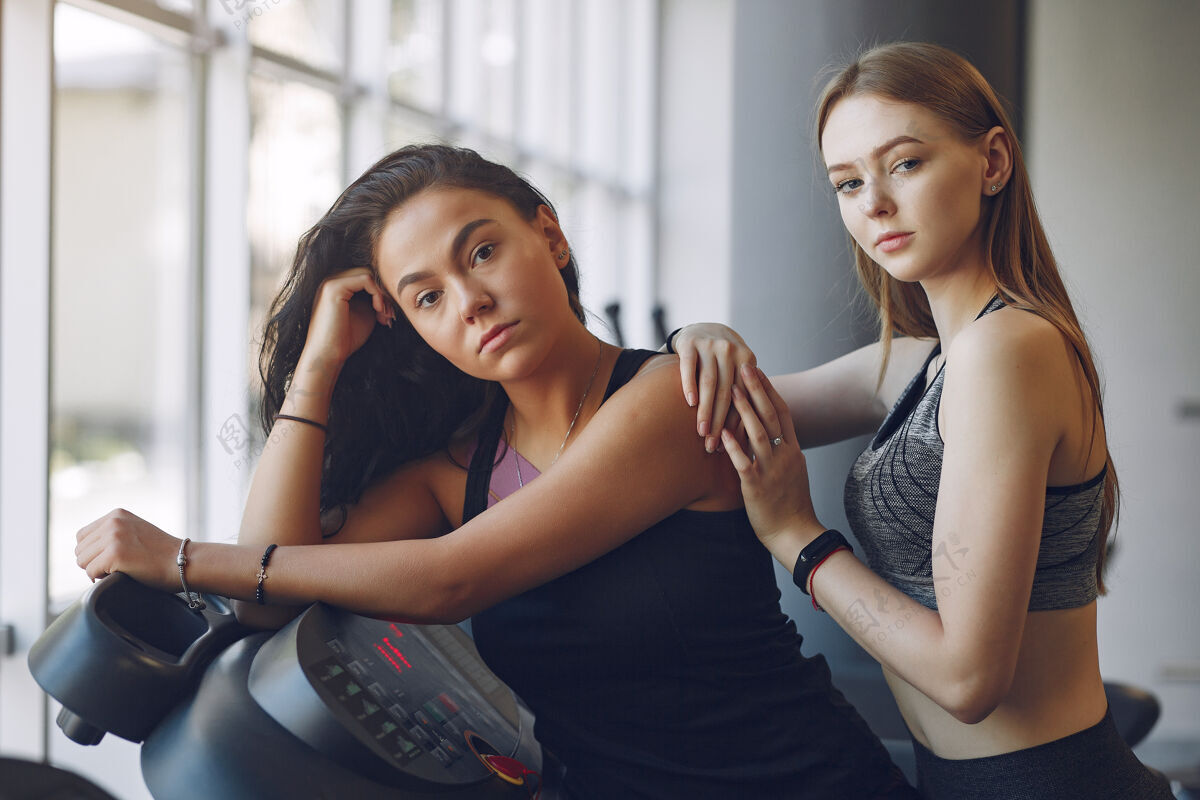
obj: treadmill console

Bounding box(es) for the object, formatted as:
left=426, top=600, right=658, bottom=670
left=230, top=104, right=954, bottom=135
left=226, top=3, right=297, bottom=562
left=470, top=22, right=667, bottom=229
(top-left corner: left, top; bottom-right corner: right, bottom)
left=251, top=604, right=535, bottom=787
left=30, top=575, right=543, bottom=799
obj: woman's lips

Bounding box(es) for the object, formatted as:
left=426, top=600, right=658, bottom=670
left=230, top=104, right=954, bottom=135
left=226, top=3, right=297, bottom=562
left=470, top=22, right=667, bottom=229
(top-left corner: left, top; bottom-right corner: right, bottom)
left=480, top=322, right=517, bottom=354
left=875, top=232, right=914, bottom=253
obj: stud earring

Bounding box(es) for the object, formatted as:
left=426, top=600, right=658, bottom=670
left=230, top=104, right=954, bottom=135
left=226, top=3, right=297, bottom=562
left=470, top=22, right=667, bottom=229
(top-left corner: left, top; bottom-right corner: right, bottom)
left=990, top=183, right=1001, bottom=193
left=558, top=249, right=568, bottom=260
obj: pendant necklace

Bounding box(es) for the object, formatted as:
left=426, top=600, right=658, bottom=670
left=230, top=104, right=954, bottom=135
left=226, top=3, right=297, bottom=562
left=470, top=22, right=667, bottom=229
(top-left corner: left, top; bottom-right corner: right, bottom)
left=511, top=340, right=604, bottom=487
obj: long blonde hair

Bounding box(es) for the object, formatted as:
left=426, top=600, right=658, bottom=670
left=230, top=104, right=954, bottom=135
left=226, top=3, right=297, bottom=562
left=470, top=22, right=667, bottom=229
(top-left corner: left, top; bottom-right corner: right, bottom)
left=816, top=42, right=1117, bottom=591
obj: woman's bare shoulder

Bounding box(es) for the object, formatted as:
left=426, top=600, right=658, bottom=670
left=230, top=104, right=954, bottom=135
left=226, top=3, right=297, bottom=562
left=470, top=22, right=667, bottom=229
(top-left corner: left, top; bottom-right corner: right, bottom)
left=949, top=307, right=1071, bottom=374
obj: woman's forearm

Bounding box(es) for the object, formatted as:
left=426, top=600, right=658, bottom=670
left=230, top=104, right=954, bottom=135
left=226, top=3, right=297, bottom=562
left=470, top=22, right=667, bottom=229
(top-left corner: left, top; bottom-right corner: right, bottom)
left=192, top=537, right=459, bottom=625
left=239, top=354, right=342, bottom=548
left=766, top=528, right=1004, bottom=724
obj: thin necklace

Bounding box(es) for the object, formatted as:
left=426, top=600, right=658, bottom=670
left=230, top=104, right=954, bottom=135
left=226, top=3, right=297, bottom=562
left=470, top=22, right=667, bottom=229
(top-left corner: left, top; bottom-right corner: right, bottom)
left=511, top=340, right=604, bottom=487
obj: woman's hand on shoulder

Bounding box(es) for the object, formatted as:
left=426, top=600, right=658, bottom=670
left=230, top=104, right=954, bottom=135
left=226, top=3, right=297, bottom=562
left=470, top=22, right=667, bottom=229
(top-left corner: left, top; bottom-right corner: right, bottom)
left=301, top=268, right=397, bottom=374
left=719, top=365, right=823, bottom=565
left=670, top=323, right=758, bottom=453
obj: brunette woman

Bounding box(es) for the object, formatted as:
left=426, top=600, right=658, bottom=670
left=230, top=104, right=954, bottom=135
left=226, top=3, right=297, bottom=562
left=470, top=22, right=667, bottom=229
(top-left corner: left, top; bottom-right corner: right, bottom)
left=77, top=145, right=915, bottom=799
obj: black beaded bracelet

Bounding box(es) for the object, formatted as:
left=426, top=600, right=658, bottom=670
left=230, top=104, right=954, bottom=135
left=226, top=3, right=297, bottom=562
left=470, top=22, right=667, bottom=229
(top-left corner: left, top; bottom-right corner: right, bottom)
left=255, top=543, right=278, bottom=605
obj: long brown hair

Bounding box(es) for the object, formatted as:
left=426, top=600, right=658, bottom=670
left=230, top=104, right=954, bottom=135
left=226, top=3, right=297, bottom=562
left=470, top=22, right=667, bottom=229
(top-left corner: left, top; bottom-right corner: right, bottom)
left=259, top=145, right=586, bottom=519
left=816, top=42, right=1118, bottom=591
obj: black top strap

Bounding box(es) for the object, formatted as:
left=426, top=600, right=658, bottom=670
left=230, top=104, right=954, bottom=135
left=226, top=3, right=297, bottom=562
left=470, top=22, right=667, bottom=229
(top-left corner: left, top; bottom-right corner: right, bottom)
left=976, top=293, right=1005, bottom=320
left=462, top=348, right=660, bottom=525
left=463, top=394, right=510, bottom=525
left=602, top=348, right=658, bottom=402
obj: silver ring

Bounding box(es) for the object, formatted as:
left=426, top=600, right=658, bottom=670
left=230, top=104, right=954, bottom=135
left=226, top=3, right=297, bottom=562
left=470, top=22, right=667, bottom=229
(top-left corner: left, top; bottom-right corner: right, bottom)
left=771, top=436, right=783, bottom=447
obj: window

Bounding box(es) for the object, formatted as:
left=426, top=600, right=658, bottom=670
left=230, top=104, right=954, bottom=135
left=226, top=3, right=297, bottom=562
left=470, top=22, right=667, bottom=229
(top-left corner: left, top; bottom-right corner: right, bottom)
left=3, top=1, right=660, bottom=793
left=50, top=2, right=195, bottom=606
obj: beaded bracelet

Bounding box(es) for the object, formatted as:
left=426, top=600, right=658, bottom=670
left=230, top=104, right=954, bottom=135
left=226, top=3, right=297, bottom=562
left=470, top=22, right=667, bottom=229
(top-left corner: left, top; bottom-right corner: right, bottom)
left=255, top=543, right=278, bottom=605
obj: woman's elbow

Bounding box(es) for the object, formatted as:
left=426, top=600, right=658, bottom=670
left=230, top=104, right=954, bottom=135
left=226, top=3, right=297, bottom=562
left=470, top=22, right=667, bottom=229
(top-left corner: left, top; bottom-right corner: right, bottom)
left=941, top=670, right=1012, bottom=725
left=393, top=572, right=477, bottom=626
left=232, top=598, right=302, bottom=630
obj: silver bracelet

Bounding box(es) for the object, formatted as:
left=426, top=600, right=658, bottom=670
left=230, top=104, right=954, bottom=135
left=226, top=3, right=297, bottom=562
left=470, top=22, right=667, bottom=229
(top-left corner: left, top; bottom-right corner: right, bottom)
left=176, top=538, right=206, bottom=610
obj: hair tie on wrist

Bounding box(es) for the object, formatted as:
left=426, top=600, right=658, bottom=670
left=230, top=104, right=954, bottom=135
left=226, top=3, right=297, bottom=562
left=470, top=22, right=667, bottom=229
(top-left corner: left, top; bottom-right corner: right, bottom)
left=275, top=414, right=327, bottom=433
left=665, top=327, right=684, bottom=355
left=808, top=546, right=848, bottom=612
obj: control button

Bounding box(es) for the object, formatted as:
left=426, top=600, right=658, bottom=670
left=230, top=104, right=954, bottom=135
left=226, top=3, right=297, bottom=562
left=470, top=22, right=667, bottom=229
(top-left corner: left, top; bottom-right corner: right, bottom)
left=367, top=683, right=388, bottom=702
left=347, top=661, right=369, bottom=679
left=414, top=710, right=433, bottom=727
left=436, top=692, right=460, bottom=715
left=409, top=727, right=436, bottom=750
left=393, top=733, right=418, bottom=757
left=440, top=739, right=463, bottom=761
left=430, top=747, right=452, bottom=767
left=326, top=638, right=346, bottom=655
left=422, top=700, right=448, bottom=724
left=442, top=720, right=462, bottom=739
left=388, top=704, right=411, bottom=724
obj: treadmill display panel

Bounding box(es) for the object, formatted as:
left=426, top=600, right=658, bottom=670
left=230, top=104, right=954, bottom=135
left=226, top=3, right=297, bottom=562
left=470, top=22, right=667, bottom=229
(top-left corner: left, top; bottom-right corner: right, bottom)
left=295, top=609, right=528, bottom=785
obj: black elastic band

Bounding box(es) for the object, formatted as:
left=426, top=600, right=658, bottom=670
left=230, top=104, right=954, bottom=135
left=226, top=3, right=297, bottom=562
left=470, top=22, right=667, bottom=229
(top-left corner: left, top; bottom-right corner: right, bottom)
left=275, top=414, right=327, bottom=433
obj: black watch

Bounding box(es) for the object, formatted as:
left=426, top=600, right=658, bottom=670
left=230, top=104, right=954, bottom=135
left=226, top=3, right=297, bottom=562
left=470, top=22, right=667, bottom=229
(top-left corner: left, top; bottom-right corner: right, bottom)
left=792, top=529, right=853, bottom=595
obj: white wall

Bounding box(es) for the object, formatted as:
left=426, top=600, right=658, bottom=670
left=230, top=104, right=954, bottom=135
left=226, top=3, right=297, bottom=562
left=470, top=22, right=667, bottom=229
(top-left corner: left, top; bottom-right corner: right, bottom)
left=657, top=0, right=737, bottom=329
left=1027, top=0, right=1200, bottom=739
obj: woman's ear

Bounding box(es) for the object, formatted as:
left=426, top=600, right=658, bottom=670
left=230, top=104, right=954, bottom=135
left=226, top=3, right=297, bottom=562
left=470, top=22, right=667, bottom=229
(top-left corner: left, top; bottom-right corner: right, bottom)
left=535, top=204, right=569, bottom=269
left=981, top=125, right=1014, bottom=196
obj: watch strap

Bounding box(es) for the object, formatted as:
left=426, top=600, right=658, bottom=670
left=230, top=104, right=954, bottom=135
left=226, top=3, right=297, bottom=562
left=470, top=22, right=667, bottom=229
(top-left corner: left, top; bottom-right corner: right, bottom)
left=792, top=529, right=853, bottom=595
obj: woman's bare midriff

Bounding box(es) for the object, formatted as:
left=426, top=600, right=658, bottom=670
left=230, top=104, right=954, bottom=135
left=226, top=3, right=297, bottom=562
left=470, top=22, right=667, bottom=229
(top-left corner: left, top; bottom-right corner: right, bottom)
left=886, top=601, right=1109, bottom=760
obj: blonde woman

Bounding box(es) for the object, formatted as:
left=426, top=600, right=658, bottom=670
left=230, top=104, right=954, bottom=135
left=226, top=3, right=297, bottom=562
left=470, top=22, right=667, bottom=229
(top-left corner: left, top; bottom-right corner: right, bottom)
left=674, top=42, right=1172, bottom=799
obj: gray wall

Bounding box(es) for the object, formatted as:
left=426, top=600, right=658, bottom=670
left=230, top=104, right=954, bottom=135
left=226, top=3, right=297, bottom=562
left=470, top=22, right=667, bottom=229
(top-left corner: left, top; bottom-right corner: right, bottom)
left=674, top=0, right=1028, bottom=669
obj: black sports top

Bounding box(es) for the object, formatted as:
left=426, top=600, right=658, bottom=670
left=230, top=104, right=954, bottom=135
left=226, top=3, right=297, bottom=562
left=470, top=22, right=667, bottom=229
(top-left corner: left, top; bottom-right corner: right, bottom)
left=844, top=298, right=1106, bottom=611
left=465, top=349, right=914, bottom=800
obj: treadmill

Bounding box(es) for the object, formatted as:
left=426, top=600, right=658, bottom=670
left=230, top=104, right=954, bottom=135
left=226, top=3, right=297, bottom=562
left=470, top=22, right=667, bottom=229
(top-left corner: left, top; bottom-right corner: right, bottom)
left=28, top=574, right=548, bottom=799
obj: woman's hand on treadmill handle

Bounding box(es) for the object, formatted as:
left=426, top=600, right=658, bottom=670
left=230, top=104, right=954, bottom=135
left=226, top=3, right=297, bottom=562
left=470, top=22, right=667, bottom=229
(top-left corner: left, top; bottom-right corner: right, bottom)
left=75, top=508, right=181, bottom=591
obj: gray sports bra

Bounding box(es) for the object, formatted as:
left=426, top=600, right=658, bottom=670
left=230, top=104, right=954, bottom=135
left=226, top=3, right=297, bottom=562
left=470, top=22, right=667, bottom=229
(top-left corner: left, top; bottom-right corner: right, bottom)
left=843, top=299, right=1105, bottom=611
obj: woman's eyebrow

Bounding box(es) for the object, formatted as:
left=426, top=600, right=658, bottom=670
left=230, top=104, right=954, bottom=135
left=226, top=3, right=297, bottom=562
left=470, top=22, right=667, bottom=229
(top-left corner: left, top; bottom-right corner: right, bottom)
left=395, top=218, right=497, bottom=295
left=826, top=135, right=924, bottom=174
left=395, top=270, right=434, bottom=296
left=450, top=218, right=496, bottom=262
